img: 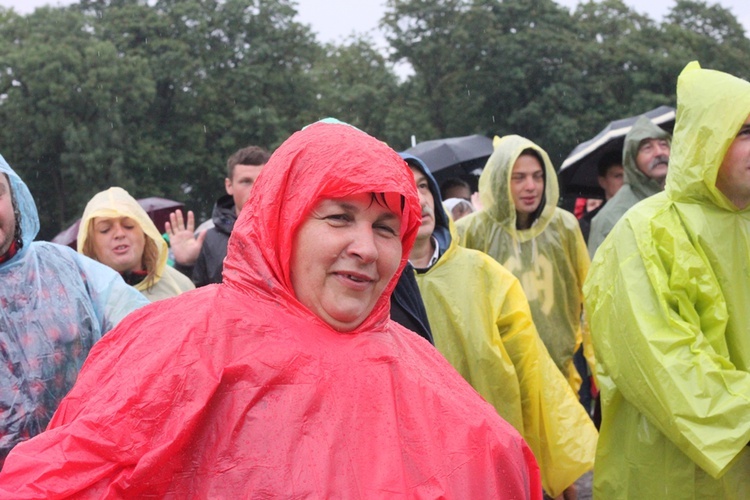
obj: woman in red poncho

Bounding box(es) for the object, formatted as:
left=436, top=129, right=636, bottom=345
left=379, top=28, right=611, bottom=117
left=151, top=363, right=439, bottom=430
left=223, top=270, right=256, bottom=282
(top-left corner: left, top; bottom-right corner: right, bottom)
left=0, top=121, right=541, bottom=498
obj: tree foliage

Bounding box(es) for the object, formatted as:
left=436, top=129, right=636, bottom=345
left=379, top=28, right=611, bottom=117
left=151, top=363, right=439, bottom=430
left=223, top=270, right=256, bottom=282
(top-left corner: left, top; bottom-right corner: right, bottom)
left=0, top=0, right=747, bottom=239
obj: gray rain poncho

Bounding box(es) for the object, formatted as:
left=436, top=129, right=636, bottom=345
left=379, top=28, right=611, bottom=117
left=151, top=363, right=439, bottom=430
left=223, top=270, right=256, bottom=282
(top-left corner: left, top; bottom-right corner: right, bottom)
left=0, top=158, right=148, bottom=464
left=588, top=116, right=671, bottom=257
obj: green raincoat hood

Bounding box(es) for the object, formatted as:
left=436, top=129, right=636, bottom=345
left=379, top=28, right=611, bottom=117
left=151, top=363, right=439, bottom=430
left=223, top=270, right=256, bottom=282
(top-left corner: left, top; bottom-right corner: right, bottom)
left=622, top=116, right=671, bottom=199
left=479, top=135, right=559, bottom=242
left=666, top=61, right=750, bottom=210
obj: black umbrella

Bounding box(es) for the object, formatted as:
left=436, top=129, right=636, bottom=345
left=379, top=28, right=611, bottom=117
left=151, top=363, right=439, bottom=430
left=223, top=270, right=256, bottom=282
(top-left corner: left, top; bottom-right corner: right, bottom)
left=404, top=134, right=493, bottom=191
left=559, top=105, right=676, bottom=198
left=51, top=197, right=185, bottom=249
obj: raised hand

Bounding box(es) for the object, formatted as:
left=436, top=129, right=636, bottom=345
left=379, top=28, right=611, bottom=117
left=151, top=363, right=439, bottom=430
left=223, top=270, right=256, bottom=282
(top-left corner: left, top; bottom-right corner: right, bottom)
left=164, top=209, right=207, bottom=266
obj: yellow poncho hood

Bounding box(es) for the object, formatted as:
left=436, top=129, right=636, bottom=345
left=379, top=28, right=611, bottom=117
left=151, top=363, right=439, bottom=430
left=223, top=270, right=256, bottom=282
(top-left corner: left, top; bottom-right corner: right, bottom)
left=478, top=135, right=559, bottom=241
left=77, top=187, right=168, bottom=291
left=457, top=136, right=591, bottom=388
left=666, top=61, right=750, bottom=210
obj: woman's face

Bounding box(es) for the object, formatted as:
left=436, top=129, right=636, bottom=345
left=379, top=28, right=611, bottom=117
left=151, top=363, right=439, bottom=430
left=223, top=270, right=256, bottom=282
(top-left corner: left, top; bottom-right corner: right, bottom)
left=91, top=216, right=146, bottom=273
left=290, top=193, right=403, bottom=332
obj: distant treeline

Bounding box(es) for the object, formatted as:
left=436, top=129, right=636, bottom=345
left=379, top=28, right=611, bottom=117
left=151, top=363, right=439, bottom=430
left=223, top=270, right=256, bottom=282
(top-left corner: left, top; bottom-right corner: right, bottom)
left=0, top=0, right=746, bottom=239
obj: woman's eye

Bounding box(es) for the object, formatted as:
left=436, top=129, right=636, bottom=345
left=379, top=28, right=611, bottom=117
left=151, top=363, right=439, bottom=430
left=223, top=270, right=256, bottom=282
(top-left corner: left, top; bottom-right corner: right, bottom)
left=325, top=213, right=351, bottom=224
left=375, top=224, right=398, bottom=237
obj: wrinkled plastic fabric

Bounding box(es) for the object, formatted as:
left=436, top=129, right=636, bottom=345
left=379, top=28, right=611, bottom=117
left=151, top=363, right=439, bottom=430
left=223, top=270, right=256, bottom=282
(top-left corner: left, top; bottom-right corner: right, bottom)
left=456, top=135, right=592, bottom=390
left=0, top=122, right=542, bottom=498
left=77, top=187, right=194, bottom=301
left=0, top=159, right=149, bottom=466
left=584, top=62, right=750, bottom=499
left=588, top=116, right=671, bottom=257
left=405, top=154, right=596, bottom=497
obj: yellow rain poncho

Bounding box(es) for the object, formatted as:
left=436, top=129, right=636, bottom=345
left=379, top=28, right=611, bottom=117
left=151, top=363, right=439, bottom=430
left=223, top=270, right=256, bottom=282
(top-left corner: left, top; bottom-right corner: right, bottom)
left=406, top=151, right=596, bottom=497
left=456, top=135, right=592, bottom=389
left=584, top=62, right=750, bottom=499
left=78, top=187, right=194, bottom=302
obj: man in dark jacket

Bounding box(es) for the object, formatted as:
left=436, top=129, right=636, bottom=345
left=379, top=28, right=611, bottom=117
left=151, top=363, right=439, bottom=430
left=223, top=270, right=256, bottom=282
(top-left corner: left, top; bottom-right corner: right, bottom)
left=169, top=146, right=270, bottom=286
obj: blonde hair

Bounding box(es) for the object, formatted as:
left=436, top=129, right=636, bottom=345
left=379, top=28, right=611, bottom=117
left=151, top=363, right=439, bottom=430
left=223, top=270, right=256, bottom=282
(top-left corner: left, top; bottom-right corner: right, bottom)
left=82, top=218, right=160, bottom=290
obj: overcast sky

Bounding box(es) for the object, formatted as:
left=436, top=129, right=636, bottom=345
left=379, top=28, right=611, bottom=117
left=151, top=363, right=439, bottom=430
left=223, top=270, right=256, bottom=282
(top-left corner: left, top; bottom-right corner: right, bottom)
left=1, top=0, right=748, bottom=46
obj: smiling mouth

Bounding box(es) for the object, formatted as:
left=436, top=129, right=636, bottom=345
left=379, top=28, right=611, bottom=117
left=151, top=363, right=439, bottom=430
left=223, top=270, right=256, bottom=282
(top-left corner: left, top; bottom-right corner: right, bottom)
left=336, top=271, right=375, bottom=284
left=344, top=273, right=371, bottom=283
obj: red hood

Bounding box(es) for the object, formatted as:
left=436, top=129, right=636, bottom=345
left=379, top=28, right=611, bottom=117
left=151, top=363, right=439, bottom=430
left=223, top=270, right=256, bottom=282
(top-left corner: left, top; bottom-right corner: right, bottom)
left=223, top=121, right=421, bottom=333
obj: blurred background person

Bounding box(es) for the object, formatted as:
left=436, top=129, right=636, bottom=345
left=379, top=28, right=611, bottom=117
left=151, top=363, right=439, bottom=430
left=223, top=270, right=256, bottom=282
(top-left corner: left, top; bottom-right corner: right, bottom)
left=439, top=177, right=472, bottom=201
left=443, top=197, right=474, bottom=221
left=168, top=145, right=271, bottom=286
left=78, top=187, right=194, bottom=301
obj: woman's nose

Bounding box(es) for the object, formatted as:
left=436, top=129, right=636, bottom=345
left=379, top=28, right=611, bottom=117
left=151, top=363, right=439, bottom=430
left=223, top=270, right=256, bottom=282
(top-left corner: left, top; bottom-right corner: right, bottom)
left=347, top=225, right=379, bottom=263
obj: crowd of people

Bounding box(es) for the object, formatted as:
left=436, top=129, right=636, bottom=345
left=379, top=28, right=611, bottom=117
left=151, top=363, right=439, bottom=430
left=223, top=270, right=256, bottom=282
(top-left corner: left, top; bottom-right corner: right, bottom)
left=0, top=61, right=748, bottom=498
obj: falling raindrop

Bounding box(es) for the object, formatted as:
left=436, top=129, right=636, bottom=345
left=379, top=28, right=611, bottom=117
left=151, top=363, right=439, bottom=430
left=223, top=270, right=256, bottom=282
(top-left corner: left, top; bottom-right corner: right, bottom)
left=204, top=125, right=207, bottom=133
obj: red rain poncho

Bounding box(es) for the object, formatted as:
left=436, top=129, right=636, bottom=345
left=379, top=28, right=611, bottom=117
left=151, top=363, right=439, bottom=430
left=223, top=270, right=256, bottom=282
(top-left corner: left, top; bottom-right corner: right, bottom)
left=0, top=122, right=541, bottom=498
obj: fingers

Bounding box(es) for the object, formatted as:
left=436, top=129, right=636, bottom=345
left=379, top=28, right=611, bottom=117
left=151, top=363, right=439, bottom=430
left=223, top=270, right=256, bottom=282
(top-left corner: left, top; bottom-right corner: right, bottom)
left=186, top=210, right=196, bottom=232
left=167, top=209, right=186, bottom=234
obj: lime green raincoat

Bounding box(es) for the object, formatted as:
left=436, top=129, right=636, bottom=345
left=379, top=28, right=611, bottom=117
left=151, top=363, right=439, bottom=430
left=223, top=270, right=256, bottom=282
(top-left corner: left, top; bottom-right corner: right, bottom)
left=78, top=187, right=195, bottom=302
left=456, top=135, right=592, bottom=389
left=584, top=62, right=750, bottom=499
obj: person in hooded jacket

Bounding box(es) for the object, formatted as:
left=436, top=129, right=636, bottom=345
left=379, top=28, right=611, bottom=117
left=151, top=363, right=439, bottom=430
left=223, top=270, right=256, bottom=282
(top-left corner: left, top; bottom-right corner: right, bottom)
left=0, top=121, right=541, bottom=498
left=587, top=115, right=671, bottom=257
left=456, top=136, right=593, bottom=392
left=405, top=153, right=597, bottom=498
left=584, top=62, right=750, bottom=499
left=0, top=159, right=148, bottom=468
left=168, top=146, right=271, bottom=286
left=78, top=187, right=195, bottom=302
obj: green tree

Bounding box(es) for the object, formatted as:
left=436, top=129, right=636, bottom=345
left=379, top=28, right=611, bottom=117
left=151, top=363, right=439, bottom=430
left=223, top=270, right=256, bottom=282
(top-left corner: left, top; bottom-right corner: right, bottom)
left=0, top=6, right=154, bottom=238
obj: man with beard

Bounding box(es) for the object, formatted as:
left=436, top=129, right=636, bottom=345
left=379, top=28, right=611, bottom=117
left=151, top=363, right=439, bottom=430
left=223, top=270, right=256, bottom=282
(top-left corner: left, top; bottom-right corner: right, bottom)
left=588, top=116, right=671, bottom=257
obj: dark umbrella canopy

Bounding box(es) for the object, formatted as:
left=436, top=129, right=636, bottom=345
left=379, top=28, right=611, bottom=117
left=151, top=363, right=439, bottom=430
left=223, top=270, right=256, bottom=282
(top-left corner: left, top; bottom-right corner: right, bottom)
left=404, top=134, right=493, bottom=191
left=559, top=106, right=676, bottom=198
left=51, top=197, right=184, bottom=249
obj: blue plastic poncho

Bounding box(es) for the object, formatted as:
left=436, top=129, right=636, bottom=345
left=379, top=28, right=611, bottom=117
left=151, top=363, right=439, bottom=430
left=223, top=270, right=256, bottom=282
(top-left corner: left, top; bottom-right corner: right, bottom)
left=0, top=158, right=148, bottom=465
left=584, top=62, right=750, bottom=498
left=0, top=122, right=541, bottom=498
